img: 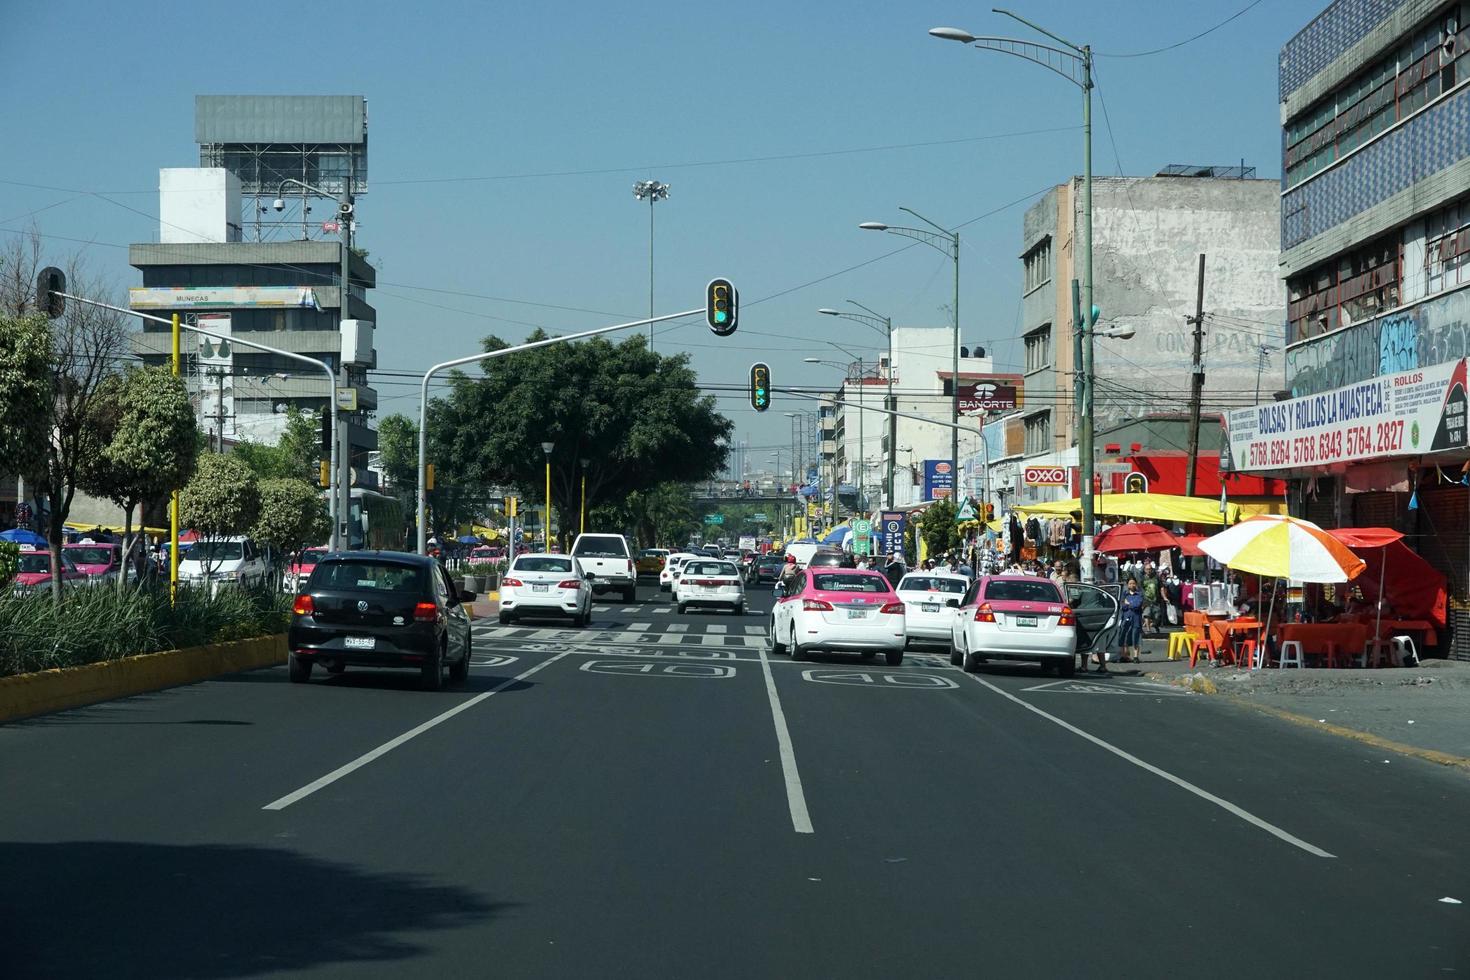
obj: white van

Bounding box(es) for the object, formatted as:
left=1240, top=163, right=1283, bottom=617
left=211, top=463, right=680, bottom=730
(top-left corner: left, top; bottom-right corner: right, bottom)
left=178, top=536, right=269, bottom=591
left=783, top=540, right=823, bottom=567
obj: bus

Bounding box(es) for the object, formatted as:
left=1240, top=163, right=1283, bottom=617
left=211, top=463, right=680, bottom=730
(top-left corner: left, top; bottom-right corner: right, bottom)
left=346, top=487, right=407, bottom=551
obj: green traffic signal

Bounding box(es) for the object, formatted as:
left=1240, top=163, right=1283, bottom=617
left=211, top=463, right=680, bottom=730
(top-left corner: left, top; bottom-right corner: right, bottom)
left=749, top=362, right=770, bottom=412
left=707, top=278, right=738, bottom=336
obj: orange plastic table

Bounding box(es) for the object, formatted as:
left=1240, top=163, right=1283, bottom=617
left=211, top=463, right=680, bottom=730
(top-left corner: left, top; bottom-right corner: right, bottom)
left=1208, top=618, right=1263, bottom=666
left=1277, top=623, right=1369, bottom=667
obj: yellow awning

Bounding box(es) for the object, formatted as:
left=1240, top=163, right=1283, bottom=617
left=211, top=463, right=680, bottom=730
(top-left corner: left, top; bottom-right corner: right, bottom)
left=1234, top=500, right=1288, bottom=517
left=1013, top=493, right=1239, bottom=526
left=65, top=521, right=170, bottom=537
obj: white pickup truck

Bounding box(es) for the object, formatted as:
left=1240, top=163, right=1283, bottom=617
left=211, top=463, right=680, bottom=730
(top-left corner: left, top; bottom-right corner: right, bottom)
left=570, top=533, right=638, bottom=602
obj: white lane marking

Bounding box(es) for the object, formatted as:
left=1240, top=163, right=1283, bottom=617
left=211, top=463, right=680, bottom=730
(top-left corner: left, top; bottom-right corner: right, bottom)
left=469, top=654, right=519, bottom=668
left=610, top=633, right=651, bottom=645
left=962, top=674, right=1335, bottom=858
left=593, top=606, right=611, bottom=612
left=758, top=646, right=813, bottom=834
left=528, top=629, right=566, bottom=640
left=707, top=624, right=728, bottom=635
left=652, top=607, right=673, bottom=614
left=263, top=653, right=572, bottom=811
left=620, top=607, right=638, bottom=613
left=742, top=636, right=767, bottom=648
left=668, top=623, right=690, bottom=632
left=580, top=660, right=736, bottom=679
left=744, top=626, right=766, bottom=636
left=626, top=622, right=652, bottom=632
left=700, top=635, right=725, bottom=646
left=657, top=634, right=686, bottom=646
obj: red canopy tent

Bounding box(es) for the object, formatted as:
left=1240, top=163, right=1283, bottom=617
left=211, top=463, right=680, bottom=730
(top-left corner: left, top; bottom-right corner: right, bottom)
left=1177, top=533, right=1208, bottom=557
left=1327, top=528, right=1447, bottom=629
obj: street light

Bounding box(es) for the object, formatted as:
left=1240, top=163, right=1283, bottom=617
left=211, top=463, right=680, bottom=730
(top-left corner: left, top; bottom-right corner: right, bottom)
left=819, top=301, right=894, bottom=508
left=633, top=179, right=670, bottom=350
left=541, top=442, right=555, bottom=550
left=580, top=457, right=590, bottom=536
left=931, top=10, right=1101, bottom=580
left=860, top=209, right=960, bottom=493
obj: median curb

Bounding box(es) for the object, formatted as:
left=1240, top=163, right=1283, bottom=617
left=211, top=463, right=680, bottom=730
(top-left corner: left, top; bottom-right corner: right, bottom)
left=0, top=634, right=287, bottom=724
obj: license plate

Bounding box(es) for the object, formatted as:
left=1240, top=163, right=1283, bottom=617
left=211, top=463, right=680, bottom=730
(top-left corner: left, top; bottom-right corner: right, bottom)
left=922, top=603, right=940, bottom=613
left=531, top=583, right=549, bottom=593
left=847, top=609, right=867, bottom=620
left=594, top=578, right=608, bottom=585
left=1017, top=615, right=1038, bottom=627
left=345, top=637, right=375, bottom=650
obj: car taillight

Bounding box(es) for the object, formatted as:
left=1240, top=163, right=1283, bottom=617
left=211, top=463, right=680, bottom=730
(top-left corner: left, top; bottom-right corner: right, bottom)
left=293, top=594, right=314, bottom=616
left=558, top=579, right=581, bottom=589
left=802, top=598, right=833, bottom=611
left=413, top=601, right=438, bottom=623
left=502, top=577, right=523, bottom=587
left=1058, top=605, right=1075, bottom=626
left=974, top=602, right=996, bottom=623
left=880, top=602, right=905, bottom=615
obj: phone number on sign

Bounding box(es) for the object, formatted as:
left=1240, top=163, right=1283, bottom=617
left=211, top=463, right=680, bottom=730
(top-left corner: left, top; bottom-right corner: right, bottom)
left=1247, top=420, right=1404, bottom=467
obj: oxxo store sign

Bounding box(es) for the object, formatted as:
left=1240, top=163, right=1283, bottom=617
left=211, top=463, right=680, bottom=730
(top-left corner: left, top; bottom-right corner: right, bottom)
left=1023, top=466, right=1068, bottom=486
left=1225, top=358, right=1469, bottom=472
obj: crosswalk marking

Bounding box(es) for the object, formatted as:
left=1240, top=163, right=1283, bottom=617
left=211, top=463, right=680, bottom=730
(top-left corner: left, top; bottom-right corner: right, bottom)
left=701, top=635, right=725, bottom=646
left=707, top=625, right=727, bottom=635
left=744, top=626, right=766, bottom=636
left=620, top=607, right=638, bottom=613
left=652, top=607, right=673, bottom=614
left=529, top=629, right=566, bottom=640
left=742, top=636, right=767, bottom=648
left=593, top=606, right=612, bottom=613
left=657, top=634, right=685, bottom=646
left=668, top=623, right=689, bottom=632
left=627, top=623, right=652, bottom=632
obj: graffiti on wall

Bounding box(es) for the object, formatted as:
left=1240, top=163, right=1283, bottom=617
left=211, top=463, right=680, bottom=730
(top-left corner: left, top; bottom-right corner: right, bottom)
left=1286, top=288, right=1470, bottom=397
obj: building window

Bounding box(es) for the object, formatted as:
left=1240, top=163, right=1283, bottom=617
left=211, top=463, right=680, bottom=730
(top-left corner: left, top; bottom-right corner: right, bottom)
left=1284, top=3, right=1469, bottom=189
left=1024, top=325, right=1052, bottom=373
left=1023, top=238, right=1052, bottom=292
left=1287, top=233, right=1401, bottom=343
left=1024, top=412, right=1051, bottom=455
left=1426, top=197, right=1470, bottom=295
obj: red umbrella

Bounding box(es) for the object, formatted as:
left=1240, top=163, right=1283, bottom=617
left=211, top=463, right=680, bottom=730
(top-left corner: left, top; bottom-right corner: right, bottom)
left=1093, top=522, right=1180, bottom=554
left=1177, top=533, right=1209, bottom=557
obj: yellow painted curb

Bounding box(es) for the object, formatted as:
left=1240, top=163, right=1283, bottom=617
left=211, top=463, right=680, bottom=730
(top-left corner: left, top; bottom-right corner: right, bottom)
left=0, top=634, right=286, bottom=724
left=1232, top=699, right=1470, bottom=772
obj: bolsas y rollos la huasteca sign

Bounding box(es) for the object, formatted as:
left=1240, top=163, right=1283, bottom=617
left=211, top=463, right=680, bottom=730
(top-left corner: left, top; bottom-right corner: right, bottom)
left=1223, top=358, right=1468, bottom=472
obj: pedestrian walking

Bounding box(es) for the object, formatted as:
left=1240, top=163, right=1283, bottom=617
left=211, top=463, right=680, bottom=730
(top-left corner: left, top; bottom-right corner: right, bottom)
left=1115, top=577, right=1145, bottom=666
left=1141, top=564, right=1161, bottom=633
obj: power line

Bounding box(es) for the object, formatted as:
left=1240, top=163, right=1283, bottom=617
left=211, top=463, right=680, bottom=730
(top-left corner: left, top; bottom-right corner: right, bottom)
left=1096, top=0, right=1266, bottom=58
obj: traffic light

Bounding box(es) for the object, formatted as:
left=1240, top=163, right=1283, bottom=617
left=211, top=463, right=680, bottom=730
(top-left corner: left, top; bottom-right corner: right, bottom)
left=706, top=278, right=738, bottom=336
left=426, top=463, right=436, bottom=491
left=320, top=411, right=332, bottom=455
left=507, top=496, right=518, bottom=518
left=749, top=362, right=770, bottom=412
left=35, top=267, right=65, bottom=319
left=318, top=460, right=330, bottom=487
left=984, top=502, right=995, bottom=521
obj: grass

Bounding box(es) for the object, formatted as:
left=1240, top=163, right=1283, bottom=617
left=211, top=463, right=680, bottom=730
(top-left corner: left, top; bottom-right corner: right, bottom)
left=0, top=583, right=291, bottom=678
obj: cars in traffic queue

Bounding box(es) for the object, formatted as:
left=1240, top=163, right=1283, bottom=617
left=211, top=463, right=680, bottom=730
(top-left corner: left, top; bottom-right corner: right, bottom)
left=62, top=542, right=125, bottom=584
left=570, top=533, right=637, bottom=602
left=287, top=551, right=474, bottom=689
left=469, top=545, right=503, bottom=563
left=659, top=552, right=698, bottom=592
left=769, top=567, right=907, bottom=665
left=895, top=572, right=970, bottom=647
left=178, top=536, right=269, bottom=591
left=673, top=558, right=746, bottom=615
left=782, top=540, right=823, bottom=567
left=498, top=553, right=594, bottom=626
left=747, top=553, right=785, bottom=586
left=635, top=548, right=670, bottom=577
left=806, top=547, right=856, bottom=569
left=948, top=575, right=1119, bottom=677
left=281, top=546, right=329, bottom=593
left=10, top=547, right=87, bottom=595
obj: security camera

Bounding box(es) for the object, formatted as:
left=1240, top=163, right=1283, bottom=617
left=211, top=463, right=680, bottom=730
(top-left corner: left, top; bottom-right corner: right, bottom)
left=272, top=198, right=285, bottom=212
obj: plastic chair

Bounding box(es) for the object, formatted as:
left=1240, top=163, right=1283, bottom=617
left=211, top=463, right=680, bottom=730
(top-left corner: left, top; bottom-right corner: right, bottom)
left=1320, top=641, right=1350, bottom=669
left=1167, top=631, right=1192, bottom=661
left=1188, top=633, right=1219, bottom=669
left=1278, top=640, right=1305, bottom=669
left=1390, top=635, right=1419, bottom=667
left=1235, top=637, right=1261, bottom=669
left=1357, top=639, right=1389, bottom=669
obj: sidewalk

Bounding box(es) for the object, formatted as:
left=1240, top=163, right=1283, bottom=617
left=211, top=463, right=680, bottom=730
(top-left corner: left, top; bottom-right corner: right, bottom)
left=467, top=594, right=499, bottom=621
left=1129, top=633, right=1470, bottom=768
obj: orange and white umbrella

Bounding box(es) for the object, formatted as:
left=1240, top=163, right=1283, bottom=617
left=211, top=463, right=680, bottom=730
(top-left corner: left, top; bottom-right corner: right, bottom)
left=1198, top=515, right=1365, bottom=583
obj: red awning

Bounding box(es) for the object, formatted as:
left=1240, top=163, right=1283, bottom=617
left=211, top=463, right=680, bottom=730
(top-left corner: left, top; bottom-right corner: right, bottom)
left=1177, top=533, right=1209, bottom=557
left=1328, top=528, right=1445, bottom=628
left=1327, top=527, right=1404, bottom=548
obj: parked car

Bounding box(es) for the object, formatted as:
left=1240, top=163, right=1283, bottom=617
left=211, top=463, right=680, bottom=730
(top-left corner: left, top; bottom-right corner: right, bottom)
left=10, top=547, right=87, bottom=595
left=770, top=567, right=907, bottom=665
left=948, top=575, right=1118, bottom=676
left=469, top=545, right=504, bottom=563
left=282, top=546, right=329, bottom=593
left=635, top=548, right=670, bottom=577
left=659, top=552, right=699, bottom=592
left=895, top=572, right=970, bottom=647
left=178, top=536, right=269, bottom=591
left=570, top=533, right=637, bottom=602
left=287, top=552, right=474, bottom=689
left=499, top=553, right=593, bottom=626
left=63, top=542, right=125, bottom=585
left=673, top=558, right=746, bottom=615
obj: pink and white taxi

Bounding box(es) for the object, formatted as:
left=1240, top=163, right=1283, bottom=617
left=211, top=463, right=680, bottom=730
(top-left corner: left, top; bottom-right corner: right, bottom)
left=948, top=574, right=1119, bottom=677
left=11, top=547, right=86, bottom=596
left=769, top=567, right=906, bottom=665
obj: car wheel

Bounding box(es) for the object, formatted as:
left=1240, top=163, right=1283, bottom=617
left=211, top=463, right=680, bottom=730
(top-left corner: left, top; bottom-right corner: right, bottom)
left=623, top=585, right=637, bottom=603
left=949, top=639, right=963, bottom=666
left=770, top=618, right=786, bottom=655
left=448, top=645, right=470, bottom=685
left=1058, top=657, right=1076, bottom=678
left=789, top=628, right=806, bottom=661
left=1039, top=660, right=1056, bottom=675
left=885, top=649, right=904, bottom=667
left=963, top=649, right=980, bottom=673
left=498, top=611, right=512, bottom=626
left=677, top=602, right=687, bottom=615
left=287, top=654, right=312, bottom=684
left=734, top=601, right=745, bottom=616
left=421, top=648, right=444, bottom=691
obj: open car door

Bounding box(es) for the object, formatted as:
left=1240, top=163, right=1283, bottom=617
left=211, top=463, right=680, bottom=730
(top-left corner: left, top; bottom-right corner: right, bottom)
left=1065, top=582, right=1120, bottom=657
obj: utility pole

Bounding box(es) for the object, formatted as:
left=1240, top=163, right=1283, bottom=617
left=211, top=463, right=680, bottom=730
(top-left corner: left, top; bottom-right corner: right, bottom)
left=1184, top=253, right=1206, bottom=498
left=214, top=369, right=226, bottom=452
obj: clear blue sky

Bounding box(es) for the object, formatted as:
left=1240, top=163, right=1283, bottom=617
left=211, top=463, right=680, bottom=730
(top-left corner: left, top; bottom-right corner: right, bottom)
left=0, top=0, right=1322, bottom=462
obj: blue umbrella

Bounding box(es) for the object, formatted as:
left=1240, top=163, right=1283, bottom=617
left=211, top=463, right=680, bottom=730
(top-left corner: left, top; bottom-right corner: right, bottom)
left=457, top=534, right=481, bottom=544
left=0, top=528, right=46, bottom=547
left=821, top=525, right=851, bottom=545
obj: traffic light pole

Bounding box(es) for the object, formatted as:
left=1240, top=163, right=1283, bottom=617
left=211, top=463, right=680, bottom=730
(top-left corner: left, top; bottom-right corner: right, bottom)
left=415, top=308, right=700, bottom=555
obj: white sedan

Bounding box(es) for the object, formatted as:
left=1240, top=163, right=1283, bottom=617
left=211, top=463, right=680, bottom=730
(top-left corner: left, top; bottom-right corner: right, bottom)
left=949, top=574, right=1080, bottom=675
left=499, top=553, right=593, bottom=626
left=659, top=552, right=699, bottom=592
left=770, top=567, right=907, bottom=665
left=673, top=558, right=746, bottom=614
left=894, top=571, right=969, bottom=646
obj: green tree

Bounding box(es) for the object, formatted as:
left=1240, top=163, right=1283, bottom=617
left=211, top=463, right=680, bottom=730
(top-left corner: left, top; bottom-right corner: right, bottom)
left=376, top=413, right=418, bottom=502
left=232, top=407, right=321, bottom=481
left=179, top=453, right=260, bottom=577
left=917, top=498, right=962, bottom=560
left=431, top=332, right=731, bottom=536
left=251, top=478, right=330, bottom=569
left=77, top=366, right=198, bottom=588
left=0, top=312, right=54, bottom=481
left=0, top=541, right=19, bottom=587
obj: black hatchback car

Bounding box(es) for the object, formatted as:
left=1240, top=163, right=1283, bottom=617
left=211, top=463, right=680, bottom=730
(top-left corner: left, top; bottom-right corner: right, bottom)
left=806, top=547, right=856, bottom=569
left=287, top=552, right=475, bottom=690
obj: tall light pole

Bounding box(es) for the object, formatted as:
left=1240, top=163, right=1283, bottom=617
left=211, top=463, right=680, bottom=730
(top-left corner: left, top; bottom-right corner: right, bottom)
left=541, top=441, right=555, bottom=550
left=818, top=301, right=894, bottom=508
left=580, top=457, right=590, bottom=536
left=931, top=13, right=1096, bottom=578
left=633, top=180, right=670, bottom=350
left=860, top=209, right=959, bottom=492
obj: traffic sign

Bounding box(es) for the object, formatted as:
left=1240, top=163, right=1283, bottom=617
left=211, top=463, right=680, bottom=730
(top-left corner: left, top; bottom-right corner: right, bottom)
left=704, top=514, right=725, bottom=525
left=852, top=518, right=872, bottom=556
left=751, top=513, right=768, bottom=521
left=955, top=499, right=976, bottom=521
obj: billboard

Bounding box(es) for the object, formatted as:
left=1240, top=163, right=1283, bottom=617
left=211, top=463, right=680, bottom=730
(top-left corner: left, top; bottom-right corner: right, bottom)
left=878, top=511, right=905, bottom=560
left=1023, top=466, right=1068, bottom=486
left=957, top=375, right=1025, bottom=415
left=923, top=459, right=955, bottom=500
left=129, top=286, right=324, bottom=309
left=1223, top=358, right=1469, bottom=472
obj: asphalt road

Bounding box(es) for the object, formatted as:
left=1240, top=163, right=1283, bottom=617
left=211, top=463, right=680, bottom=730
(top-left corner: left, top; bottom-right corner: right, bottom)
left=2, top=580, right=1468, bottom=978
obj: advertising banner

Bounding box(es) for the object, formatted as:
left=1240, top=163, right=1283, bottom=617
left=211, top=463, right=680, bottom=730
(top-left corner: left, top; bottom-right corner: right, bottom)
left=1023, top=466, right=1069, bottom=486
left=957, top=375, right=1025, bottom=415
left=878, top=511, right=905, bottom=560
left=852, top=518, right=872, bottom=556
left=923, top=460, right=955, bottom=500
left=129, top=286, right=324, bottom=309
left=1224, top=358, right=1468, bottom=472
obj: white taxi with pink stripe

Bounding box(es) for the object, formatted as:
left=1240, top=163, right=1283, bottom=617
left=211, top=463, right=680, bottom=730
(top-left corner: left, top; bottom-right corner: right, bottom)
left=770, top=568, right=907, bottom=666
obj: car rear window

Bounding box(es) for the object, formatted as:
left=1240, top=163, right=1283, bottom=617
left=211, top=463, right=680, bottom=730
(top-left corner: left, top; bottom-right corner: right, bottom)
left=899, top=576, right=966, bottom=594
left=984, top=579, right=1062, bottom=603
left=515, top=557, right=573, bottom=573
left=685, top=561, right=737, bottom=577
left=66, top=547, right=115, bottom=565
left=17, top=554, right=53, bottom=574
left=812, top=573, right=889, bottom=593
left=311, top=561, right=427, bottom=593
left=573, top=536, right=628, bottom=558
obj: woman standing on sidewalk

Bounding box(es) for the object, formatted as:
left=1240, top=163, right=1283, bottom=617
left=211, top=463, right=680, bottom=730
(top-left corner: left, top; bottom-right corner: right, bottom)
left=1114, top=577, right=1146, bottom=666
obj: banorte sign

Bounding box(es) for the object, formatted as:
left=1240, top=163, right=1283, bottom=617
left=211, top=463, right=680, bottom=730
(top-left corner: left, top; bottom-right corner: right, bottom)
left=957, top=376, right=1024, bottom=415
left=1023, top=466, right=1068, bottom=486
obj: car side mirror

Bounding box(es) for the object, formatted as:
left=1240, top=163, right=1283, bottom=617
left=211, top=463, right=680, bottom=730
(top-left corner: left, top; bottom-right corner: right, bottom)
left=458, top=589, right=476, bottom=603
left=584, top=572, right=594, bottom=580
left=946, top=598, right=960, bottom=608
